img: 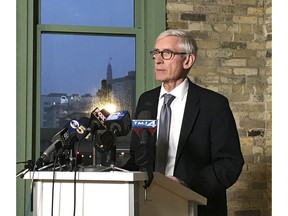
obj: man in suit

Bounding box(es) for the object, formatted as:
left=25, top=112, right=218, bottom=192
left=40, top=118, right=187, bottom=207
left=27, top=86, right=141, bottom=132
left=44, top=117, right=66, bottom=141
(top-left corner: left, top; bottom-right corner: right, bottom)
left=123, top=29, right=244, bottom=216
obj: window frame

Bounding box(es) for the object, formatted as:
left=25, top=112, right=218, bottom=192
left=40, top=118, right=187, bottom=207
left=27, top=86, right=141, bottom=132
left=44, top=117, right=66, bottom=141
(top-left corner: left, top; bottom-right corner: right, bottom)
left=16, top=0, right=166, bottom=214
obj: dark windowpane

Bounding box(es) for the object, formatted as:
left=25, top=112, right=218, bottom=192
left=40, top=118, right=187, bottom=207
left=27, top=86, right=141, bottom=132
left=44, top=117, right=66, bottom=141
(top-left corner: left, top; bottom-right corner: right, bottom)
left=40, top=34, right=136, bottom=166
left=40, top=0, right=134, bottom=27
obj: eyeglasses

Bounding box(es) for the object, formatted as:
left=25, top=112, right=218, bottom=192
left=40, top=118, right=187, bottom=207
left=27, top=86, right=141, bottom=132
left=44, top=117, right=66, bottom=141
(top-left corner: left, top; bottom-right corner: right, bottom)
left=149, top=49, right=187, bottom=60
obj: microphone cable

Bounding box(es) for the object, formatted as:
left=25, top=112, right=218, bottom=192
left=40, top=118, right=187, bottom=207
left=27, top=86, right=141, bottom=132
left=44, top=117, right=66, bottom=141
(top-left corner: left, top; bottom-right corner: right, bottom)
left=73, top=140, right=82, bottom=216
left=50, top=156, right=58, bottom=216
left=25, top=164, right=36, bottom=216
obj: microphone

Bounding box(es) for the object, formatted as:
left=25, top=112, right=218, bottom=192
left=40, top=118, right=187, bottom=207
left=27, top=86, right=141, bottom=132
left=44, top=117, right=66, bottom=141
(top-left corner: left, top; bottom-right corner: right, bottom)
left=35, top=117, right=90, bottom=169
left=132, top=111, right=157, bottom=188
left=68, top=108, right=109, bottom=146
left=94, top=130, right=116, bottom=152
left=65, top=117, right=91, bottom=147
left=94, top=130, right=117, bottom=166
left=35, top=119, right=80, bottom=168
left=89, top=107, right=110, bottom=134
left=104, top=110, right=132, bottom=136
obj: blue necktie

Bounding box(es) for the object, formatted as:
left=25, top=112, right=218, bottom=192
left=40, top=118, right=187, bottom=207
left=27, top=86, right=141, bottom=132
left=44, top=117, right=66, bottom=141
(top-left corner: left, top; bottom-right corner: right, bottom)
left=155, top=93, right=175, bottom=174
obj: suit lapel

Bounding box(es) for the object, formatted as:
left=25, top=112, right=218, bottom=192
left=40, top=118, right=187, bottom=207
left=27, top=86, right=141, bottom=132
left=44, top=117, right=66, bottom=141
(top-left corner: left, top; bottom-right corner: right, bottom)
left=175, top=81, right=200, bottom=164
left=150, top=88, right=161, bottom=119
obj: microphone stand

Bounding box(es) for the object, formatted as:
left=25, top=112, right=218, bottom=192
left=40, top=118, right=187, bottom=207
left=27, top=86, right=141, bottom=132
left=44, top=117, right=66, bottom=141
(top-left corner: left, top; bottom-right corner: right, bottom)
left=16, top=160, right=35, bottom=178
left=97, top=144, right=128, bottom=172
left=80, top=144, right=128, bottom=172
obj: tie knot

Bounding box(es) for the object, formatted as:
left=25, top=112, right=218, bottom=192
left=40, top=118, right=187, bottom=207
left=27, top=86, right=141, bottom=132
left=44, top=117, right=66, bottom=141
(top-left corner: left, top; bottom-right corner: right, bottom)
left=163, top=94, right=175, bottom=106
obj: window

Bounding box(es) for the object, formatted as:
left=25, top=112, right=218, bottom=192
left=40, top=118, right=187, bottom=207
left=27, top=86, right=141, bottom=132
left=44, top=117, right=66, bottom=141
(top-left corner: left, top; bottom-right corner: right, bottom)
left=38, top=0, right=138, bottom=167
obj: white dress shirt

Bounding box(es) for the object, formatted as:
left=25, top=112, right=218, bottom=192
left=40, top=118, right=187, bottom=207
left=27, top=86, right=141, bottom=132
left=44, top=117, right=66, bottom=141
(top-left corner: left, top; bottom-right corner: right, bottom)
left=157, top=78, right=189, bottom=176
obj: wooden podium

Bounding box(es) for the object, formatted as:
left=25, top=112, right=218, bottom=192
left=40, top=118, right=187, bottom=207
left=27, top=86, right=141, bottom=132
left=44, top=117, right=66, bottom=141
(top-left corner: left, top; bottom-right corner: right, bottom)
left=24, top=171, right=206, bottom=216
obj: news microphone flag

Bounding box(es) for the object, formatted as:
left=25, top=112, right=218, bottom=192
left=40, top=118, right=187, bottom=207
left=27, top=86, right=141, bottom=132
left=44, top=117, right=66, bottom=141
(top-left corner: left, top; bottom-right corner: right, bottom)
left=90, top=107, right=108, bottom=130
left=105, top=110, right=132, bottom=136
left=132, top=119, right=157, bottom=136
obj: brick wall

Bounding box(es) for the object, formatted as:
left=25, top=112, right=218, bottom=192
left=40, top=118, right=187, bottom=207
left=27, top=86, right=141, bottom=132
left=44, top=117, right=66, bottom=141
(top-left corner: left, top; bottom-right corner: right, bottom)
left=166, top=0, right=272, bottom=215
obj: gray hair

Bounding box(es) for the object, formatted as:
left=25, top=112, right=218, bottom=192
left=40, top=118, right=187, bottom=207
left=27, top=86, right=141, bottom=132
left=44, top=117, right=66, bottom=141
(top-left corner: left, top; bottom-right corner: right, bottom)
left=156, top=29, right=198, bottom=57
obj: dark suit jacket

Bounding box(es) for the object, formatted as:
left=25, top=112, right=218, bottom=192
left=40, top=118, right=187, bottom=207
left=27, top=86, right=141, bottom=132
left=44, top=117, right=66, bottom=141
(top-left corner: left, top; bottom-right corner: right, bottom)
left=123, top=79, right=244, bottom=216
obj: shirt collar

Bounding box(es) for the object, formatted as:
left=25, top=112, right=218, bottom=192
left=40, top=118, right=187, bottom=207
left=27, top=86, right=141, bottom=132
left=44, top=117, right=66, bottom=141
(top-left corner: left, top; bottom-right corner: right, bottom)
left=159, top=78, right=189, bottom=100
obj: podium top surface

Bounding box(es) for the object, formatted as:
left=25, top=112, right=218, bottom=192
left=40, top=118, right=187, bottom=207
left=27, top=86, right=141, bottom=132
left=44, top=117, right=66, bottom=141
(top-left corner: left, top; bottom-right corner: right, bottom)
left=152, top=172, right=207, bottom=205
left=24, top=170, right=148, bottom=182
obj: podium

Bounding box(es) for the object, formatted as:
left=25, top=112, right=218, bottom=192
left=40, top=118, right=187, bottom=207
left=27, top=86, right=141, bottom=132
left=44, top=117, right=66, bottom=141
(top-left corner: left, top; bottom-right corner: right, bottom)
left=24, top=171, right=206, bottom=216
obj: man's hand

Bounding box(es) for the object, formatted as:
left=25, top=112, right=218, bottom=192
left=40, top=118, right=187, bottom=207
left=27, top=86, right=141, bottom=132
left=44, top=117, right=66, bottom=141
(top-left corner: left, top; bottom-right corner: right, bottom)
left=167, top=176, right=188, bottom=187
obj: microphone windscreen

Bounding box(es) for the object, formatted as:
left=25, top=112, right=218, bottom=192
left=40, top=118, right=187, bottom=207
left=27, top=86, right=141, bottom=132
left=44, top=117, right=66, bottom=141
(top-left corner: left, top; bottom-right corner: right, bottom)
left=96, top=130, right=115, bottom=151
left=135, top=129, right=150, bottom=167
